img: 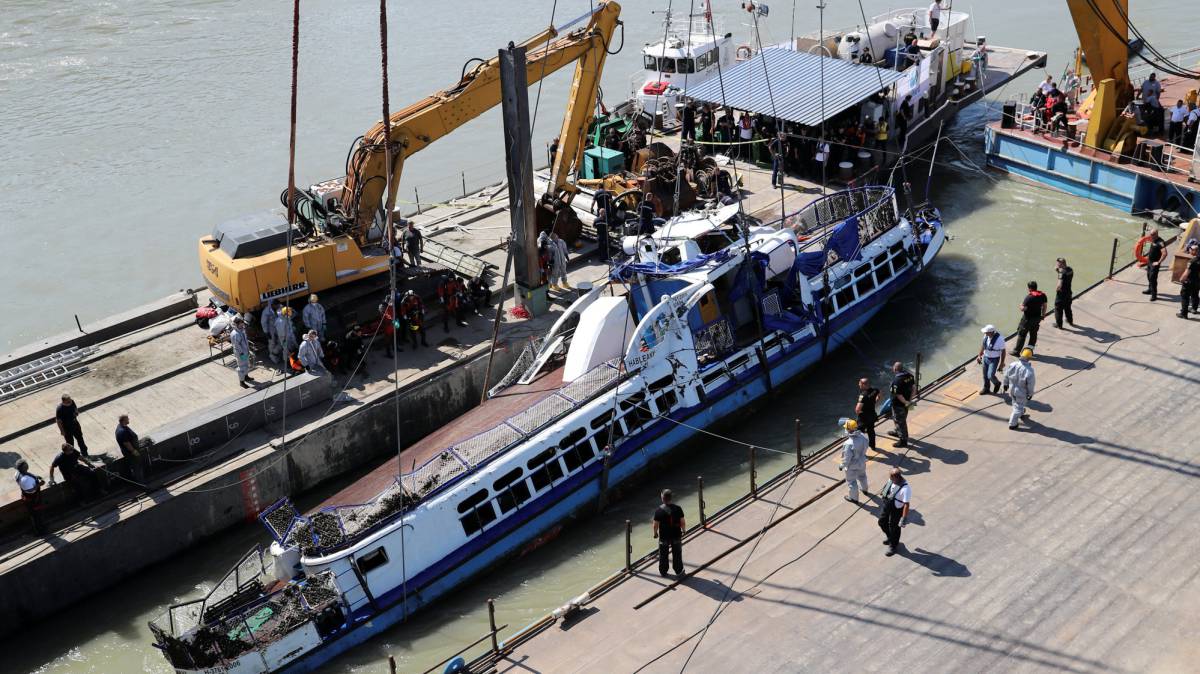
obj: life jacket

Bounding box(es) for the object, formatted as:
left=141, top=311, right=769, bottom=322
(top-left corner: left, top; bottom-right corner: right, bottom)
left=288, top=352, right=304, bottom=373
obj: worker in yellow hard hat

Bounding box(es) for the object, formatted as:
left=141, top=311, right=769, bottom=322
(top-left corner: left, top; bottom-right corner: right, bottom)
left=1002, top=348, right=1037, bottom=430
left=838, top=418, right=870, bottom=503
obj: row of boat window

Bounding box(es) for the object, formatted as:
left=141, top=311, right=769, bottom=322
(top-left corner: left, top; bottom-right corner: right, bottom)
left=456, top=375, right=678, bottom=537
left=826, top=240, right=909, bottom=315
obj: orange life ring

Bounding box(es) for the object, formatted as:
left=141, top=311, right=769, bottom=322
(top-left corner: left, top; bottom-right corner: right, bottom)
left=1133, top=233, right=1153, bottom=266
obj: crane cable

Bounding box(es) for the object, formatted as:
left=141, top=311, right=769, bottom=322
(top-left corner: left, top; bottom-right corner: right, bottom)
left=377, top=0, right=410, bottom=619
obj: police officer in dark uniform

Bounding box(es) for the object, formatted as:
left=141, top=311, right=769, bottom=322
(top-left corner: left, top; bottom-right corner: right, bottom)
left=591, top=186, right=614, bottom=262
left=680, top=102, right=696, bottom=141
left=1013, top=281, right=1048, bottom=355
left=652, top=489, right=686, bottom=578
left=1179, top=252, right=1200, bottom=318
left=638, top=199, right=657, bottom=236
left=855, top=377, right=879, bottom=450
left=1143, top=229, right=1165, bottom=301
left=1054, top=257, right=1075, bottom=328
left=887, top=362, right=916, bottom=448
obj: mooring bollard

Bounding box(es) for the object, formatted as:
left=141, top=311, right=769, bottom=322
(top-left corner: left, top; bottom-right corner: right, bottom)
left=1109, top=237, right=1119, bottom=279
left=487, top=598, right=499, bottom=654
left=697, top=476, right=707, bottom=527
left=625, top=519, right=633, bottom=571
left=795, top=418, right=804, bottom=469
left=749, top=446, right=757, bottom=498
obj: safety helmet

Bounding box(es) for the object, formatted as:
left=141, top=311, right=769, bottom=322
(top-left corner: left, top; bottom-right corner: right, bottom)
left=281, top=306, right=293, bottom=316
left=1020, top=348, right=1033, bottom=359
left=843, top=419, right=858, bottom=432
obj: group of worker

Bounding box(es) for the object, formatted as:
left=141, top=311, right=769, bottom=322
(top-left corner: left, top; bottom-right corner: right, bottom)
left=14, top=395, right=149, bottom=535
left=251, top=293, right=330, bottom=384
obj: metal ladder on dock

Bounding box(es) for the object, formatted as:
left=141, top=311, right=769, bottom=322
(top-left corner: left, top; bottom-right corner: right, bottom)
left=0, top=346, right=98, bottom=403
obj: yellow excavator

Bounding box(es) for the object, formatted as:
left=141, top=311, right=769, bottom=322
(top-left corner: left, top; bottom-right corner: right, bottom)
left=200, top=2, right=622, bottom=313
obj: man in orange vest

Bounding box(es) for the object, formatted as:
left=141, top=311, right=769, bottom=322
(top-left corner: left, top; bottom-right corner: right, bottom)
left=437, top=273, right=470, bottom=332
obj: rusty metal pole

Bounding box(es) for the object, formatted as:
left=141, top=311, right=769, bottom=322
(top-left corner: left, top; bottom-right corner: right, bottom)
left=487, top=598, right=499, bottom=654
left=625, top=519, right=633, bottom=571
left=462, top=171, right=468, bottom=198
left=388, top=655, right=397, bottom=674
left=414, top=187, right=422, bottom=214
left=1108, top=237, right=1119, bottom=279
left=914, top=352, right=922, bottom=397
left=795, top=418, right=804, bottom=469
left=749, top=446, right=757, bottom=498
left=697, top=476, right=707, bottom=528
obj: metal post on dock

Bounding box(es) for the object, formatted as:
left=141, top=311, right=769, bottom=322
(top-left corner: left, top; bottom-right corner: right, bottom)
left=1108, top=237, right=1119, bottom=279
left=915, top=352, right=922, bottom=396
left=698, top=476, right=707, bottom=528
left=795, top=418, right=804, bottom=469
left=414, top=187, right=422, bottom=214
left=388, top=655, right=397, bottom=674
left=749, top=446, right=758, bottom=498
left=487, top=598, right=499, bottom=654
left=462, top=171, right=468, bottom=198
left=625, top=520, right=633, bottom=571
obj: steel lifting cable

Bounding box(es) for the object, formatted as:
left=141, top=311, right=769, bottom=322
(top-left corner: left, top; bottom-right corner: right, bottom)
left=280, top=0, right=301, bottom=461
left=378, top=0, right=410, bottom=617
left=748, top=8, right=787, bottom=221
left=529, top=0, right=559, bottom=139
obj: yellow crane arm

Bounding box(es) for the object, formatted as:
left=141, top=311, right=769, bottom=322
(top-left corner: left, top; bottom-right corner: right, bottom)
left=340, top=1, right=623, bottom=236
left=1065, top=0, right=1131, bottom=100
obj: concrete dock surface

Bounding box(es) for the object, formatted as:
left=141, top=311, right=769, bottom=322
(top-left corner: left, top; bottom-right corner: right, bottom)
left=487, top=261, right=1199, bottom=674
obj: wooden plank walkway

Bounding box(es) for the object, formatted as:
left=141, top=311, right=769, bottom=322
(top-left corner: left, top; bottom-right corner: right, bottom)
left=486, top=262, right=1200, bottom=673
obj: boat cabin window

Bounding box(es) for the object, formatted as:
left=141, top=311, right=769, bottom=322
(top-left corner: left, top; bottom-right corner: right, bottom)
left=527, top=447, right=565, bottom=490
left=835, top=286, right=856, bottom=311
left=590, top=410, right=614, bottom=429
left=457, top=489, right=489, bottom=514
left=855, top=274, right=875, bottom=296
left=676, top=58, right=696, bottom=74
left=696, top=48, right=718, bottom=69
left=561, top=439, right=594, bottom=473
left=648, top=374, right=674, bottom=393
left=653, top=57, right=676, bottom=73
left=874, top=262, right=894, bottom=285
left=460, top=500, right=498, bottom=536
left=644, top=55, right=657, bottom=70
left=494, top=468, right=532, bottom=513
left=357, top=547, right=389, bottom=574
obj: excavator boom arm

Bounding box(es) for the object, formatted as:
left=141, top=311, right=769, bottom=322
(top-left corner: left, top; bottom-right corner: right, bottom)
left=1065, top=0, right=1131, bottom=99
left=341, top=1, right=623, bottom=234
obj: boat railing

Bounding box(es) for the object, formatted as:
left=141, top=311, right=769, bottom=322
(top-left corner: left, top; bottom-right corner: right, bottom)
left=1008, top=100, right=1195, bottom=176
left=294, top=358, right=628, bottom=557
left=150, top=570, right=342, bottom=669
left=786, top=186, right=900, bottom=257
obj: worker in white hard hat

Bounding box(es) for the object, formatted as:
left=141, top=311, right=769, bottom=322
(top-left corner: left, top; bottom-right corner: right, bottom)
left=837, top=418, right=870, bottom=503
left=1003, top=348, right=1037, bottom=430
left=303, top=293, right=327, bottom=340
left=976, top=324, right=1006, bottom=395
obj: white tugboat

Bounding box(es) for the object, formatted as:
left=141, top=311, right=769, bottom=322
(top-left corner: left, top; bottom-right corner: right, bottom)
left=634, top=3, right=735, bottom=129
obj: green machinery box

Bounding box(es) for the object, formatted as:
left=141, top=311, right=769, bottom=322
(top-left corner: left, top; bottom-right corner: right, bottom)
left=582, top=146, right=624, bottom=179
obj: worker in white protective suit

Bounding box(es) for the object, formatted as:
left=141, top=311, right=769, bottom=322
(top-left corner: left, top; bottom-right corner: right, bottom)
left=261, top=299, right=280, bottom=363
left=230, top=317, right=254, bottom=388
left=297, top=330, right=325, bottom=374
left=1003, top=348, right=1037, bottom=430
left=838, top=418, right=870, bottom=503
left=272, top=306, right=298, bottom=366
left=302, top=294, right=326, bottom=340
